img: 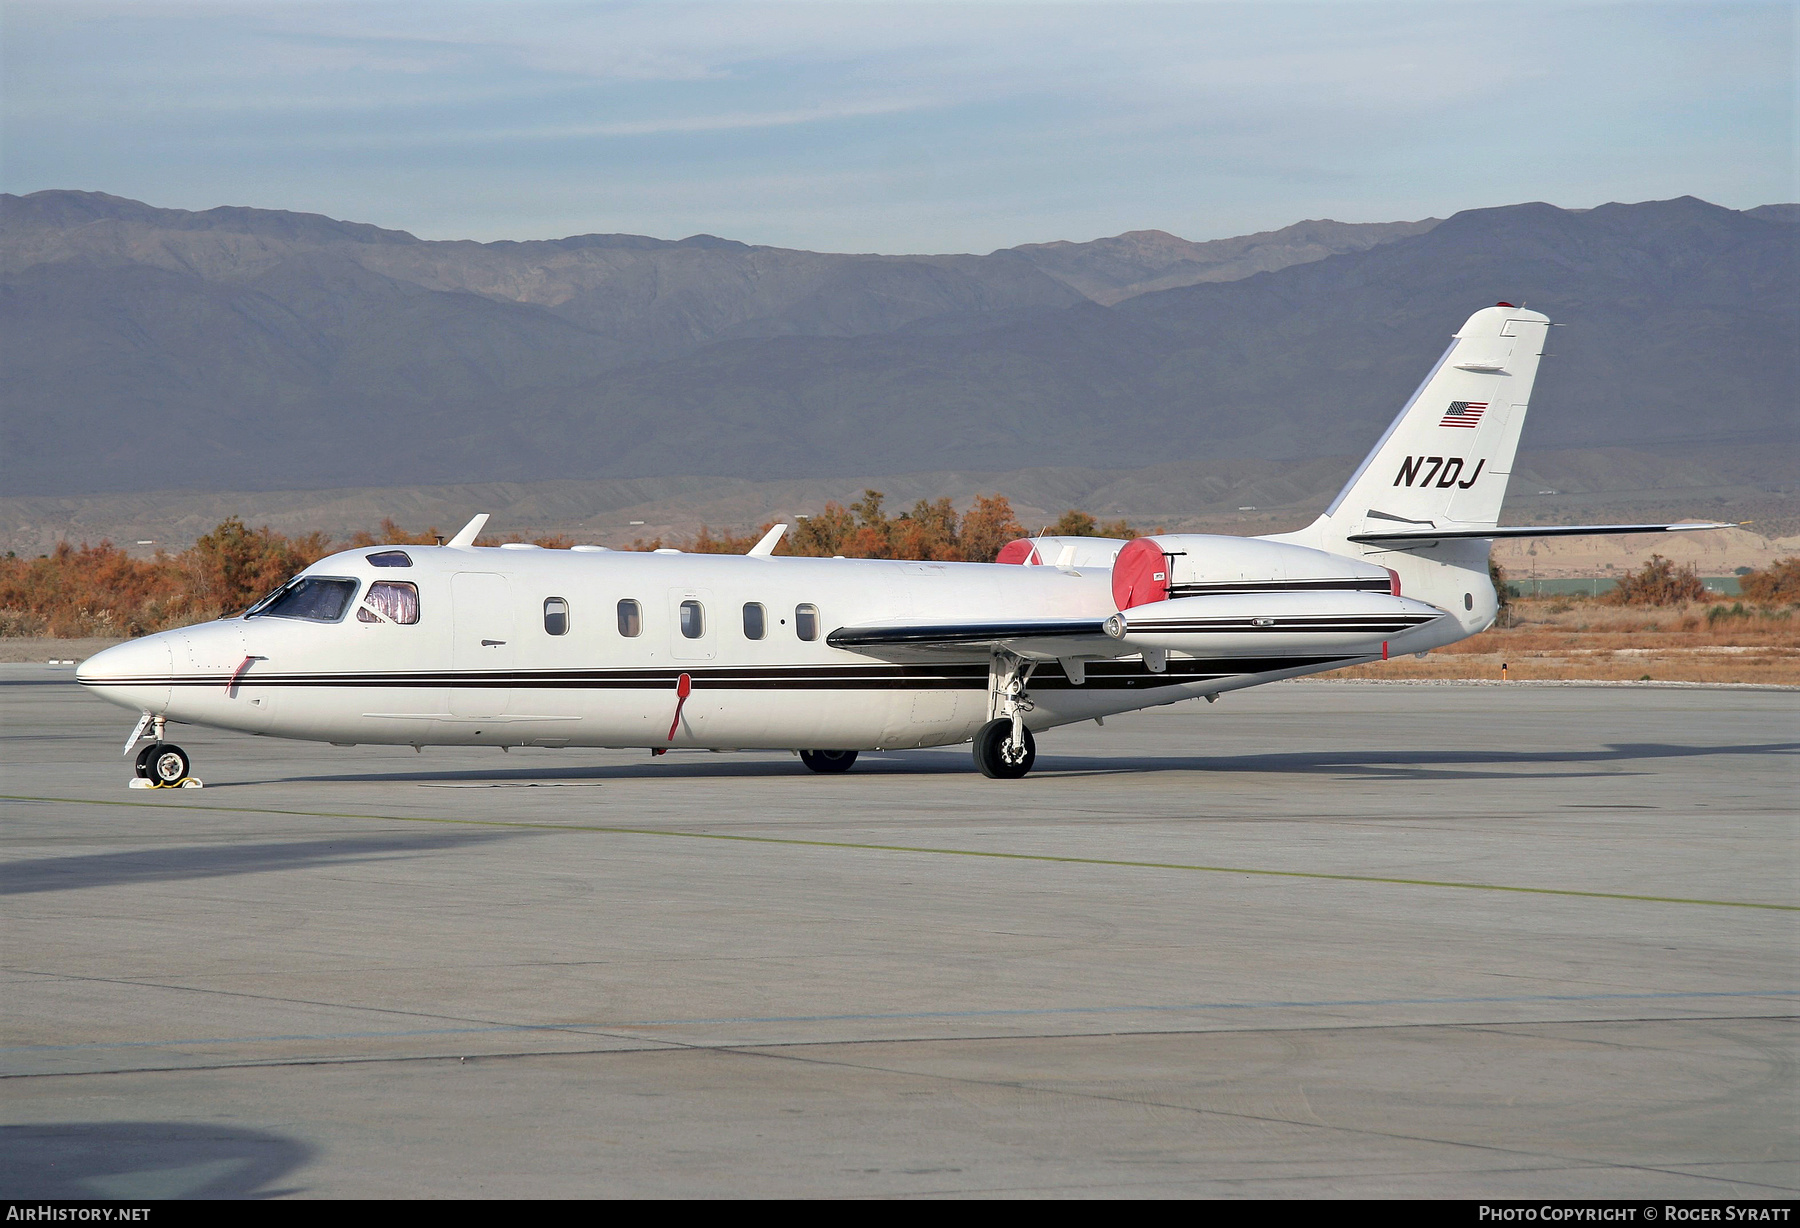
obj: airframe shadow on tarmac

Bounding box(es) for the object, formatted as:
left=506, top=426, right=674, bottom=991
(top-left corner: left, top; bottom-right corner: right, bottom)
left=224, top=739, right=1800, bottom=788
left=0, top=831, right=520, bottom=895
left=0, top=1122, right=312, bottom=1199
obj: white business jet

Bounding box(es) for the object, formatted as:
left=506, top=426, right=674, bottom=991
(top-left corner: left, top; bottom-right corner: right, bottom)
left=81, top=305, right=1725, bottom=784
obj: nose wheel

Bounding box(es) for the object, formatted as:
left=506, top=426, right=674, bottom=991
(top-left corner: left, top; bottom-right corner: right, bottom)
left=134, top=743, right=193, bottom=787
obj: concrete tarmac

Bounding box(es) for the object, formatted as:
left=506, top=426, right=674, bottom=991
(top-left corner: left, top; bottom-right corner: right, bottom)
left=1, top=667, right=1794, bottom=1198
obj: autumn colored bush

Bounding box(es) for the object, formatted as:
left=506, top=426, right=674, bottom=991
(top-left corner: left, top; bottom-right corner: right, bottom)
left=1047, top=510, right=1137, bottom=539
left=0, top=541, right=188, bottom=637
left=1606, top=554, right=1706, bottom=605
left=185, top=517, right=335, bottom=615
left=3, top=517, right=394, bottom=637
left=2, top=494, right=1119, bottom=638
left=776, top=490, right=1029, bottom=562
left=1488, top=558, right=1513, bottom=626
left=1740, top=556, right=1800, bottom=603
left=347, top=518, right=445, bottom=548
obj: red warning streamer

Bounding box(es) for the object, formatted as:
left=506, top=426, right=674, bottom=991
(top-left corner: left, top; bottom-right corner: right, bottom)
left=226, top=654, right=264, bottom=697
left=666, top=673, right=693, bottom=742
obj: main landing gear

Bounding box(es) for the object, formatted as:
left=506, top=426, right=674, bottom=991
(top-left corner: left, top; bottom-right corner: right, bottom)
left=975, top=650, right=1039, bottom=779
left=799, top=749, right=859, bottom=774
left=973, top=718, right=1035, bottom=779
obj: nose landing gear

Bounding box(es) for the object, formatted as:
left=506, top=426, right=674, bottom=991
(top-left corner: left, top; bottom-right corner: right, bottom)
left=134, top=743, right=194, bottom=787
left=125, top=714, right=201, bottom=788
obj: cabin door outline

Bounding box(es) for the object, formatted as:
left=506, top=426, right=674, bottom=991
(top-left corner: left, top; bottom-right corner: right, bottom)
left=451, top=572, right=515, bottom=718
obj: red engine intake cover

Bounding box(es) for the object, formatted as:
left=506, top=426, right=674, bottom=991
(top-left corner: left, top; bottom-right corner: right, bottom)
left=1111, top=537, right=1169, bottom=609
left=995, top=538, right=1041, bottom=565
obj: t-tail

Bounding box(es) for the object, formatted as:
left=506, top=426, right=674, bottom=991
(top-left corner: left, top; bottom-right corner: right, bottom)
left=1270, top=303, right=1728, bottom=636
left=1268, top=304, right=1550, bottom=635
left=1317, top=303, right=1550, bottom=540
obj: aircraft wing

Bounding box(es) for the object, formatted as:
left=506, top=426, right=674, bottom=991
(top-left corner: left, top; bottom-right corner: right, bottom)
left=827, top=617, right=1125, bottom=661
left=1348, top=521, right=1732, bottom=544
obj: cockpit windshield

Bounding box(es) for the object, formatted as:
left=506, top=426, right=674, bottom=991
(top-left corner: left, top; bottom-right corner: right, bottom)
left=245, top=577, right=359, bottom=622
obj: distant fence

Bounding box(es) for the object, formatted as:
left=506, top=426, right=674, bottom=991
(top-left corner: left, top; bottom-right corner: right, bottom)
left=1506, top=576, right=1744, bottom=598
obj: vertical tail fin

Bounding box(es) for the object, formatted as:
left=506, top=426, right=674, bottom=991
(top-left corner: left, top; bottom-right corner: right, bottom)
left=1264, top=305, right=1552, bottom=638
left=1318, top=305, right=1550, bottom=537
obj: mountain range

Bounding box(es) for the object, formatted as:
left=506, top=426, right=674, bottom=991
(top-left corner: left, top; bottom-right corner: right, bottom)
left=1, top=190, right=1791, bottom=497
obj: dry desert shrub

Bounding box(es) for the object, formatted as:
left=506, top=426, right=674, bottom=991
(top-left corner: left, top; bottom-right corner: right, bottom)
left=1740, top=557, right=1800, bottom=603
left=3, top=516, right=411, bottom=637
left=1365, top=590, right=1799, bottom=684
left=1607, top=554, right=1706, bottom=605
left=4, top=493, right=1124, bottom=638
left=732, top=491, right=1033, bottom=562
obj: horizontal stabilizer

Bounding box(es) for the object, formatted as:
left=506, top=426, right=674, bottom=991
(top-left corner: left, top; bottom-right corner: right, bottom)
left=1348, top=521, right=1732, bottom=545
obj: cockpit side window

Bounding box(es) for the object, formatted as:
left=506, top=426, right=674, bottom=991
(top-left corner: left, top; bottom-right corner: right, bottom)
left=244, top=585, right=286, bottom=617
left=366, top=550, right=412, bottom=568
left=249, top=577, right=359, bottom=622
left=357, top=581, right=420, bottom=625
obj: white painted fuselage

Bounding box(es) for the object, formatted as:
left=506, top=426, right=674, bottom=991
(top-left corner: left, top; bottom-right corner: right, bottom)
left=81, top=304, right=1720, bottom=770
left=78, top=542, right=1463, bottom=753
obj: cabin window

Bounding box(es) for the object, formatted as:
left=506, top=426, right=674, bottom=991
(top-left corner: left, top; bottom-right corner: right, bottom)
left=743, top=602, right=766, bottom=640
left=365, top=550, right=412, bottom=568
left=679, top=600, right=705, bottom=639
left=249, top=577, right=359, bottom=623
left=357, top=581, right=420, bottom=625
left=617, top=599, right=642, bottom=637
left=544, top=597, right=569, bottom=636
left=795, top=603, right=819, bottom=641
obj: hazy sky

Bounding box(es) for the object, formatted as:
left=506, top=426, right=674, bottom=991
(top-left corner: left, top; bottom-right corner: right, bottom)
left=3, top=1, right=1792, bottom=251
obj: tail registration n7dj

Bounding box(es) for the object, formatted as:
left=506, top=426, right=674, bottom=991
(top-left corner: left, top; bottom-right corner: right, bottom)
left=81, top=306, right=1725, bottom=783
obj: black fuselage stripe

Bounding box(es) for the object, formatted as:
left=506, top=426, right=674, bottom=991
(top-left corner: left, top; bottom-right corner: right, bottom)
left=1167, top=580, right=1392, bottom=595
left=83, top=655, right=1358, bottom=692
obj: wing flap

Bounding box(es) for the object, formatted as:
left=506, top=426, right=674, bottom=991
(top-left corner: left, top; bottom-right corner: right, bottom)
left=827, top=617, right=1125, bottom=661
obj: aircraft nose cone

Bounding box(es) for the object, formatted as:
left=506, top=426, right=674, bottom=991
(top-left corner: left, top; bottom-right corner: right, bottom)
left=76, top=635, right=174, bottom=713
left=77, top=635, right=162, bottom=682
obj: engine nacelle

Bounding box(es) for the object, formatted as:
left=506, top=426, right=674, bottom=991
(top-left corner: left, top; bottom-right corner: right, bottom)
left=1105, top=590, right=1449, bottom=660
left=996, top=536, right=1134, bottom=569
left=1109, top=534, right=1398, bottom=610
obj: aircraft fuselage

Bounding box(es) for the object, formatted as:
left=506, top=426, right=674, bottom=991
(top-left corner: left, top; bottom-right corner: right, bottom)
left=78, top=542, right=1461, bottom=753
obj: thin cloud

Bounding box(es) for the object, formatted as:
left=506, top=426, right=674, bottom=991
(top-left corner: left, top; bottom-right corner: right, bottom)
left=2, top=1, right=1790, bottom=251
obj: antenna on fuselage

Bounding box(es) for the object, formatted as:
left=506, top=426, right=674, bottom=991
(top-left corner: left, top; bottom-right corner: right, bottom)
left=446, top=514, right=489, bottom=549
left=747, top=523, right=789, bottom=557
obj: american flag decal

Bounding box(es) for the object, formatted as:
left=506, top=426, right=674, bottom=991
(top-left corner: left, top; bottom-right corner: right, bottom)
left=1441, top=401, right=1487, bottom=428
